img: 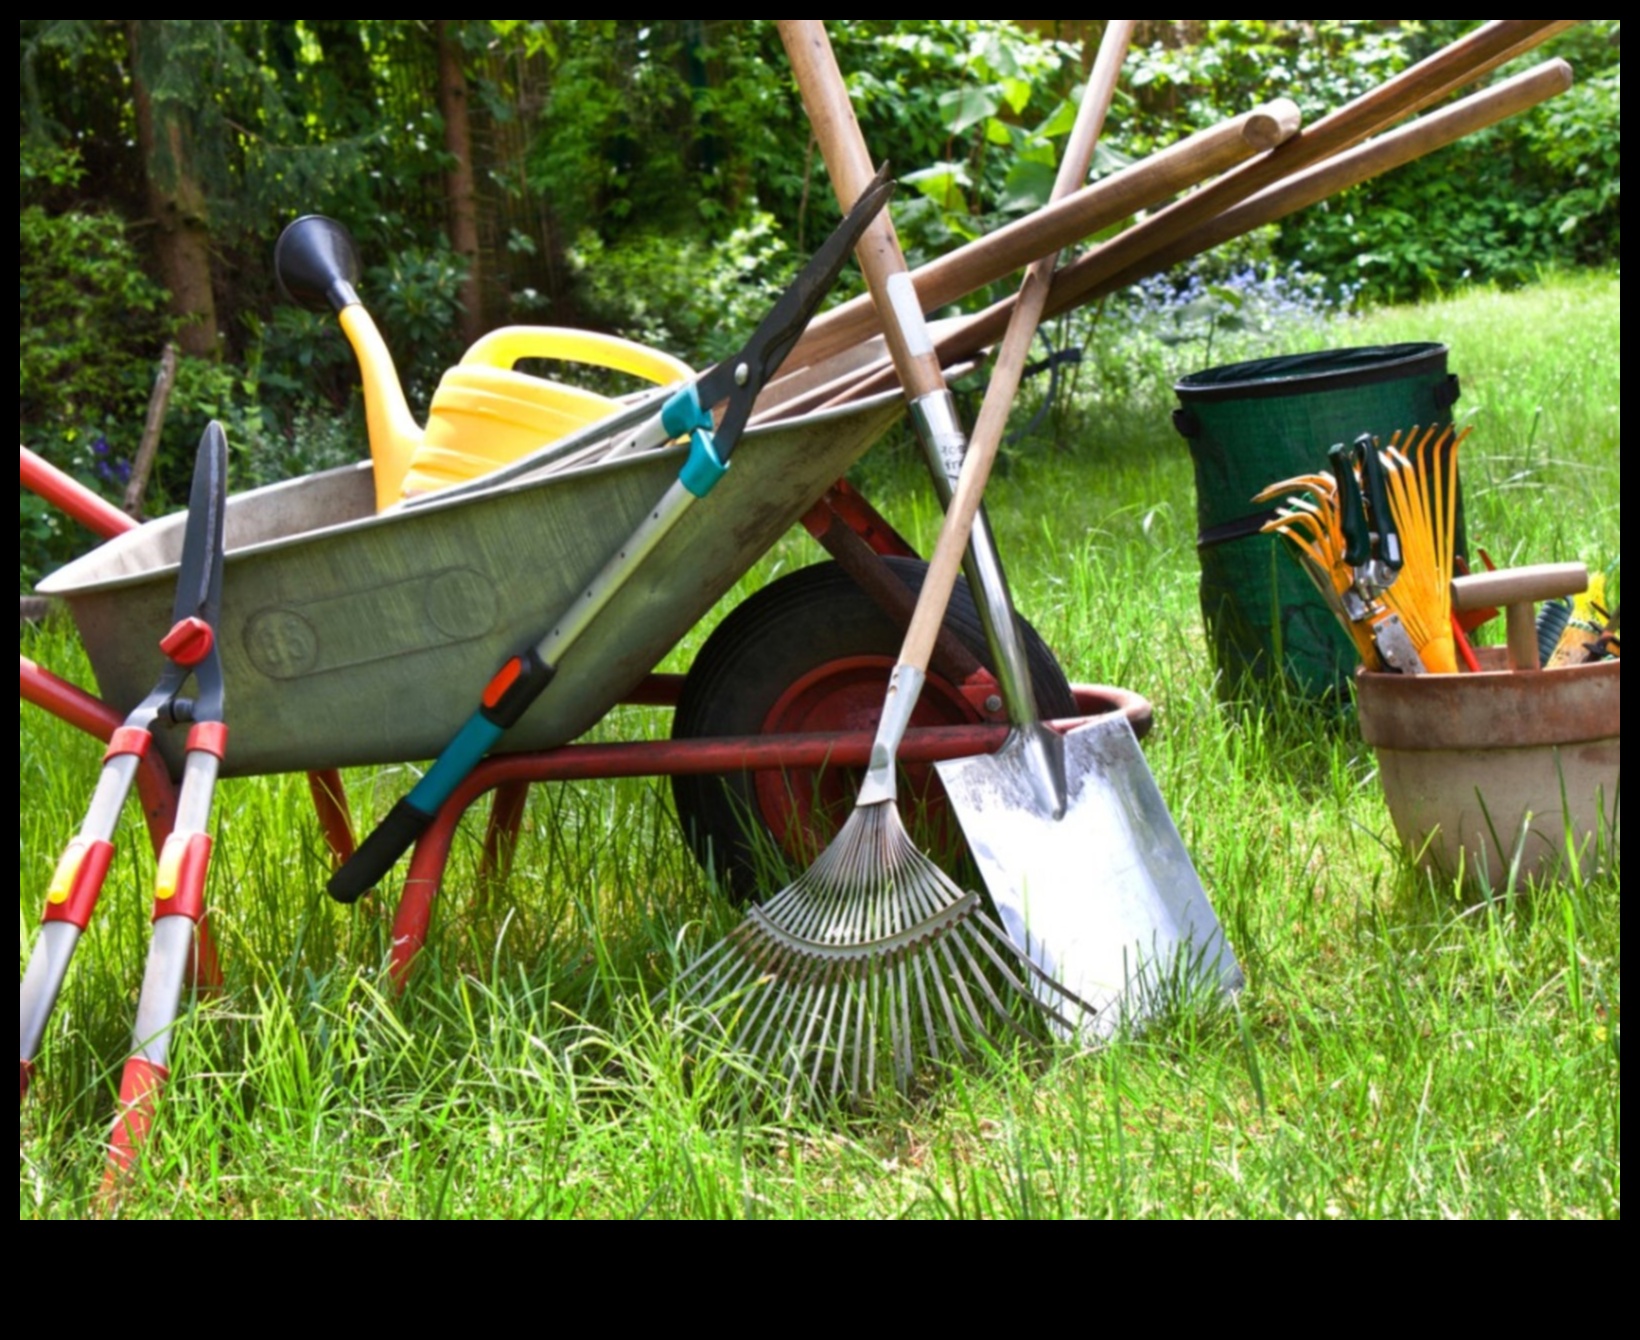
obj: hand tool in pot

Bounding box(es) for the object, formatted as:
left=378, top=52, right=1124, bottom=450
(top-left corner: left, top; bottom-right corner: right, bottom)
left=1331, top=432, right=1426, bottom=674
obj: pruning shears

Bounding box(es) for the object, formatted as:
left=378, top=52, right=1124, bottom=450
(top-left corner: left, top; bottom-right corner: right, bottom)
left=1329, top=432, right=1425, bottom=674
left=328, top=164, right=897, bottom=903
left=21, top=423, right=229, bottom=1113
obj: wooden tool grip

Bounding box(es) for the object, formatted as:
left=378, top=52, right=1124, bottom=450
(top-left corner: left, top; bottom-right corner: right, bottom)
left=1452, top=562, right=1589, bottom=612
left=1454, top=562, right=1589, bottom=673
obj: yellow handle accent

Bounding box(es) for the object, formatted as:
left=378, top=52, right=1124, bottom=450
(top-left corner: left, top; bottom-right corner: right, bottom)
left=460, top=326, right=692, bottom=387
left=47, top=841, right=85, bottom=905
left=155, top=833, right=187, bottom=902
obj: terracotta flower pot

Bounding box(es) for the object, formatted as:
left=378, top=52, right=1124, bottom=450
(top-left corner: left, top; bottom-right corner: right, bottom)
left=1357, top=651, right=1620, bottom=885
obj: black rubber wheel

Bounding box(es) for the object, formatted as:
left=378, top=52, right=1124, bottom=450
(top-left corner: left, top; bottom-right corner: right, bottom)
left=671, top=557, right=1077, bottom=903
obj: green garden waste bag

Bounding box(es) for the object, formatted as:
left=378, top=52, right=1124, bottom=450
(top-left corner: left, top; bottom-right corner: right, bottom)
left=1173, top=343, right=1462, bottom=702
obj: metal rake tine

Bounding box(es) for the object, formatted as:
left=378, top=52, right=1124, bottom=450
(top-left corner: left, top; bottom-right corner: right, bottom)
left=846, top=972, right=872, bottom=1098
left=783, top=958, right=845, bottom=1090
left=806, top=968, right=848, bottom=1097
left=670, top=932, right=739, bottom=1005
left=893, top=955, right=916, bottom=1086
left=687, top=932, right=770, bottom=1020
left=865, top=965, right=884, bottom=1097
left=970, top=908, right=1097, bottom=1035
left=965, top=906, right=1050, bottom=1001
left=827, top=976, right=856, bottom=1097
left=926, top=937, right=975, bottom=1061
left=747, top=953, right=824, bottom=1064
left=908, top=943, right=944, bottom=1065
left=953, top=923, right=1039, bottom=1042
left=737, top=961, right=802, bottom=1061
left=937, top=928, right=1015, bottom=1051
left=930, top=933, right=999, bottom=1054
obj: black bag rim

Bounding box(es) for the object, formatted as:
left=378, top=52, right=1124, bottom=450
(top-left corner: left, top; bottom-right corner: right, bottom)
left=1174, top=342, right=1447, bottom=404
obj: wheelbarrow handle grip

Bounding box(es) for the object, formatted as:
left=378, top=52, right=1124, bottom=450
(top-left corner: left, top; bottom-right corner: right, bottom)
left=327, top=797, right=435, bottom=904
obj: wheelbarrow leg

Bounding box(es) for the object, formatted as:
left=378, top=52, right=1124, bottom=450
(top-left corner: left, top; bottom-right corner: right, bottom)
left=480, top=781, right=530, bottom=887
left=105, top=739, right=221, bottom=1187
left=307, top=769, right=356, bottom=866
left=388, top=823, right=460, bottom=988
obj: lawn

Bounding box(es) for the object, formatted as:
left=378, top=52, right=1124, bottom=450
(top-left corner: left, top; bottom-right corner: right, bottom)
left=19, top=270, right=1620, bottom=1219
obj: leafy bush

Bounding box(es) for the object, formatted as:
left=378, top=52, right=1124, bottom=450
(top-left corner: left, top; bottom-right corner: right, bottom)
left=567, top=212, right=792, bottom=368
left=19, top=141, right=171, bottom=585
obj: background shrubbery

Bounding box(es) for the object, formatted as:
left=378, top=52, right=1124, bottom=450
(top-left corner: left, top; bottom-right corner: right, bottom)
left=17, top=20, right=1619, bottom=586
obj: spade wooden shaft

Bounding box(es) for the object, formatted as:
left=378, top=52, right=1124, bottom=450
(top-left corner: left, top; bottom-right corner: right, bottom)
left=780, top=22, right=945, bottom=401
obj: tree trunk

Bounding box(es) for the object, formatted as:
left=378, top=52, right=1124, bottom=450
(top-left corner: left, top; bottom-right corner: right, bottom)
left=437, top=20, right=485, bottom=346
left=127, top=21, right=219, bottom=359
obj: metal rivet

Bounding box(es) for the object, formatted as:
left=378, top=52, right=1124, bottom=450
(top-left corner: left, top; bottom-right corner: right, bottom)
left=985, top=695, right=1003, bottom=714
left=734, top=362, right=750, bottom=386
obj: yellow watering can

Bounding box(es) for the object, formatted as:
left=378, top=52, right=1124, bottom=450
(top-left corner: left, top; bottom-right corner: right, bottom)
left=275, top=216, right=694, bottom=510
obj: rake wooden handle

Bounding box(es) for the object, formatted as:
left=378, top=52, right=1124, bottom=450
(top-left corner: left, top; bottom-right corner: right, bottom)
left=781, top=22, right=945, bottom=403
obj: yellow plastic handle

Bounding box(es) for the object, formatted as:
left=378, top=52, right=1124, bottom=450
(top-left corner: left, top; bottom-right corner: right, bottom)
left=459, top=326, right=693, bottom=386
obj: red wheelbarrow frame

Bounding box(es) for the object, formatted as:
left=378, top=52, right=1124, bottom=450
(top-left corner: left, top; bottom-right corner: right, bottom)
left=20, top=446, right=1148, bottom=1172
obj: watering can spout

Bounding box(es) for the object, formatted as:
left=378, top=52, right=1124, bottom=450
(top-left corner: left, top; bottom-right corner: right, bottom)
left=274, top=215, right=422, bottom=509
left=337, top=306, right=424, bottom=510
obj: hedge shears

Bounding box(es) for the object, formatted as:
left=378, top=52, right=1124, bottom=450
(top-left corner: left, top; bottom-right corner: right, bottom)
left=328, top=165, right=895, bottom=902
left=21, top=423, right=229, bottom=1145
left=1330, top=433, right=1426, bottom=674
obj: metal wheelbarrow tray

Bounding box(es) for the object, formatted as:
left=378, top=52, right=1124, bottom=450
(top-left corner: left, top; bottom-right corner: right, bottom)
left=38, top=390, right=904, bottom=778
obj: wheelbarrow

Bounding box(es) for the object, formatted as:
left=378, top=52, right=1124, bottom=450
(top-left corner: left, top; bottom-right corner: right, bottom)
left=19, top=225, right=1148, bottom=1174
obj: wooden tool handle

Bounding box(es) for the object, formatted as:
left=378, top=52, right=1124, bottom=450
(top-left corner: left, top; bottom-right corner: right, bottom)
left=1453, top=561, right=1589, bottom=672
left=1452, top=562, right=1590, bottom=612
left=780, top=21, right=945, bottom=403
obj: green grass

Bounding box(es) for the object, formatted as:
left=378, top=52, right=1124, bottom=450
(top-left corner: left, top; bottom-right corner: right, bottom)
left=19, top=271, right=1620, bottom=1218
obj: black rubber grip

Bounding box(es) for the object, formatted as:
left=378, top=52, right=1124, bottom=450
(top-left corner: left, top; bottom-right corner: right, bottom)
left=326, top=798, right=434, bottom=904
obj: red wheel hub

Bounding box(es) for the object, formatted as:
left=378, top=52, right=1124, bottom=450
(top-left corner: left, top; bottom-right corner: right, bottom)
left=753, top=655, right=981, bottom=865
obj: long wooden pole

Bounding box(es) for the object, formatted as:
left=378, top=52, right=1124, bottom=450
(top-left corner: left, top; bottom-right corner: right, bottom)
left=824, top=56, right=1577, bottom=407
left=779, top=97, right=1298, bottom=378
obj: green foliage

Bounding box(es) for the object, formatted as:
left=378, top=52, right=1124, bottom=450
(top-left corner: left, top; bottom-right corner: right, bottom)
left=361, top=247, right=472, bottom=414
left=568, top=212, right=793, bottom=367
left=1124, top=21, right=1620, bottom=304
left=19, top=142, right=170, bottom=585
